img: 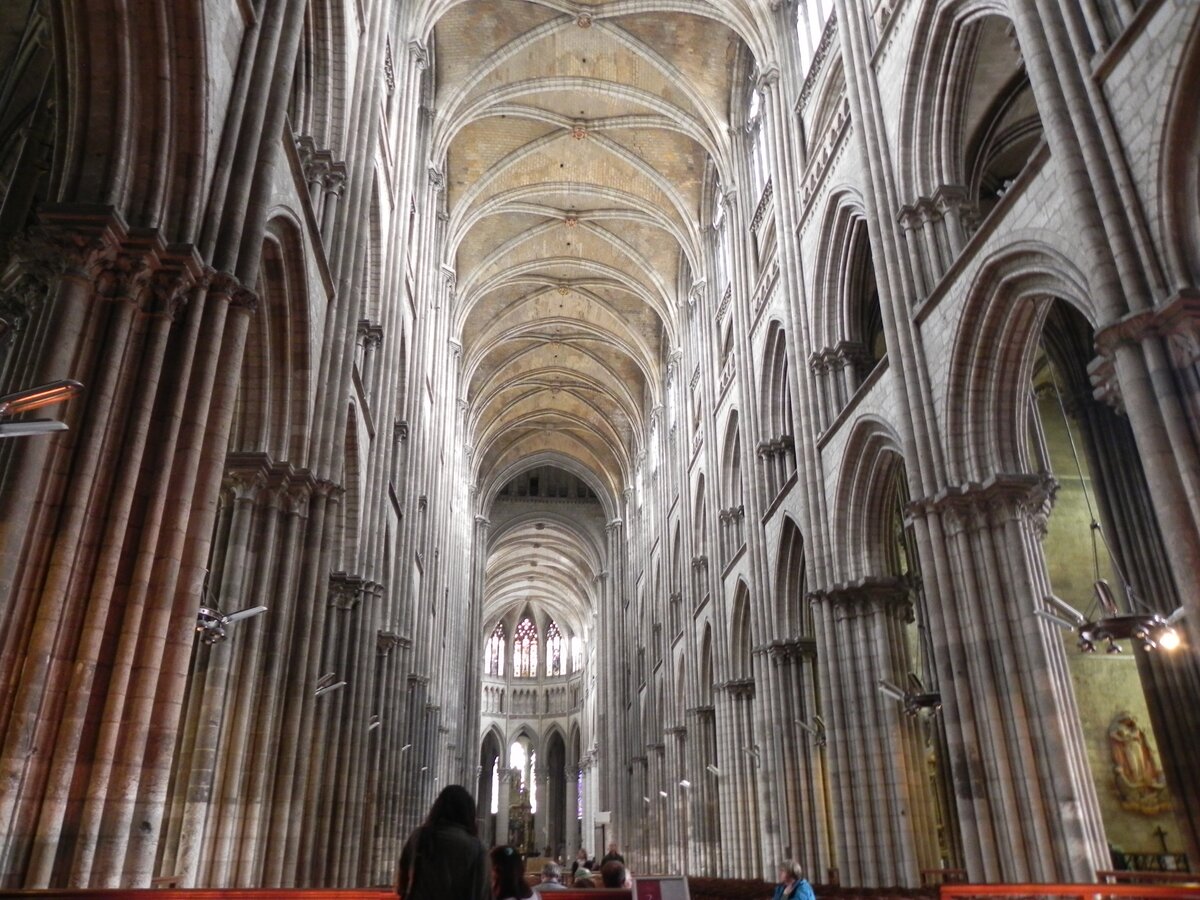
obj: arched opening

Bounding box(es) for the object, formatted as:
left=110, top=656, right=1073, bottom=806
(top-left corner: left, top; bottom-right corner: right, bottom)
left=1032, top=300, right=1194, bottom=867
left=728, top=585, right=761, bottom=877
left=759, top=322, right=797, bottom=498
left=479, top=729, right=503, bottom=847
left=697, top=624, right=721, bottom=875
left=720, top=413, right=745, bottom=565
left=545, top=730, right=568, bottom=860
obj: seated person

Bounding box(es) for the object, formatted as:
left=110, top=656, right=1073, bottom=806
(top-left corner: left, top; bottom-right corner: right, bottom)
left=572, top=866, right=595, bottom=888
left=535, top=861, right=568, bottom=892
left=773, top=859, right=815, bottom=900
left=600, top=860, right=631, bottom=889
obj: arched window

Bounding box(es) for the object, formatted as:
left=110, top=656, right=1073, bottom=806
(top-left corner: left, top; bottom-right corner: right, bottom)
left=530, top=751, right=538, bottom=813
left=485, top=622, right=505, bottom=676
left=546, top=622, right=565, bottom=676
left=510, top=741, right=528, bottom=791
left=571, top=635, right=584, bottom=672
left=514, top=617, right=539, bottom=677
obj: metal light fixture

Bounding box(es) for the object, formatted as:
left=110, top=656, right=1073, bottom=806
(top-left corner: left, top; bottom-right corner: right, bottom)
left=1039, top=588, right=1184, bottom=654
left=195, top=603, right=268, bottom=645
left=1035, top=357, right=1187, bottom=654
left=0, top=379, right=84, bottom=438
left=315, top=672, right=347, bottom=697
left=705, top=764, right=721, bottom=777
left=797, top=716, right=827, bottom=747
left=877, top=673, right=941, bottom=716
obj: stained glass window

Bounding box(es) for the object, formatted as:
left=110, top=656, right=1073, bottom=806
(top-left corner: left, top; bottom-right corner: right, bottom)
left=485, top=622, right=505, bottom=676
left=546, top=622, right=565, bottom=676
left=514, top=616, right=538, bottom=677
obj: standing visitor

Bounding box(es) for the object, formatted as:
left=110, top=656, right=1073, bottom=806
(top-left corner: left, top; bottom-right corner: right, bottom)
left=396, top=785, right=489, bottom=899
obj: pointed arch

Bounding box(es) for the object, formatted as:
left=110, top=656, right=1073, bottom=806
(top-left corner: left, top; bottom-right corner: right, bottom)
left=730, top=582, right=753, bottom=680
left=775, top=516, right=810, bottom=638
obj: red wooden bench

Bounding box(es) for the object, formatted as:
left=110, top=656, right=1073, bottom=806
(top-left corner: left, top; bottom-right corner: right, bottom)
left=0, top=891, right=393, bottom=899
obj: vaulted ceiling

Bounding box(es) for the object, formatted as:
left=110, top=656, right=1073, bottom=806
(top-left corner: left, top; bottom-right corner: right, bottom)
left=425, top=0, right=760, bottom=506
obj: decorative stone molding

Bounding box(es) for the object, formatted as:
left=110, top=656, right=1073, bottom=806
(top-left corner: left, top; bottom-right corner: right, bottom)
left=755, top=65, right=781, bottom=92
left=1090, top=289, right=1200, bottom=412
left=721, top=678, right=756, bottom=700
left=910, top=473, right=1058, bottom=538
left=329, top=572, right=367, bottom=610
left=377, top=630, right=403, bottom=655
left=796, top=11, right=839, bottom=113
left=394, top=419, right=409, bottom=442
left=357, top=318, right=384, bottom=348
left=750, top=177, right=774, bottom=234
left=384, top=40, right=395, bottom=95
left=762, top=637, right=819, bottom=665
left=809, top=575, right=914, bottom=621
left=408, top=39, right=430, bottom=70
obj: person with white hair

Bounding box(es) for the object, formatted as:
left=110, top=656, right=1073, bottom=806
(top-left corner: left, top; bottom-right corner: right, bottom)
left=535, top=861, right=568, bottom=892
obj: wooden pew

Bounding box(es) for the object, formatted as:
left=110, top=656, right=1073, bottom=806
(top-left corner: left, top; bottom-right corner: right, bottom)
left=0, top=891, right=394, bottom=899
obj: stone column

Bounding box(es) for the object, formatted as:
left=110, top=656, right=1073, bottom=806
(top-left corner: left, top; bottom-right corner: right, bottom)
left=908, top=475, right=1109, bottom=881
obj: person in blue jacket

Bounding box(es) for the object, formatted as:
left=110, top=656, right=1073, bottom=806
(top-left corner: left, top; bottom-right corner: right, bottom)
left=772, top=859, right=816, bottom=900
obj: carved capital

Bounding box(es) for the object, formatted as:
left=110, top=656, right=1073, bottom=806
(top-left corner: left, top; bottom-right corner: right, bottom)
left=408, top=39, right=430, bottom=69
left=329, top=571, right=366, bottom=610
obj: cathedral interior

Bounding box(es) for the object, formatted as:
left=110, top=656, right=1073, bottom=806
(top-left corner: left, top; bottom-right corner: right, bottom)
left=1, top=0, right=1199, bottom=891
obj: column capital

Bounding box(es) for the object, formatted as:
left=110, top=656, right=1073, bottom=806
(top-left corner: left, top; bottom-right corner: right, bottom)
left=408, top=39, right=430, bottom=69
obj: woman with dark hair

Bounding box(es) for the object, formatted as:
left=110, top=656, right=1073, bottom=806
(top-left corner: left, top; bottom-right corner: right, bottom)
left=490, top=845, right=534, bottom=900
left=397, top=785, right=489, bottom=899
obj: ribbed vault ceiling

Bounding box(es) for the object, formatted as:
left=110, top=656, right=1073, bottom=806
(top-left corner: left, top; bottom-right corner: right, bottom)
left=481, top=515, right=602, bottom=637
left=429, top=0, right=755, bottom=505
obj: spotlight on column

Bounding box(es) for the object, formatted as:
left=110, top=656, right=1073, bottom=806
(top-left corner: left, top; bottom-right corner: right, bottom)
left=195, top=603, right=267, bottom=645
left=705, top=764, right=720, bottom=777
left=877, top=675, right=940, bottom=717
left=400, top=743, right=412, bottom=752
left=0, top=379, right=84, bottom=438
left=368, top=714, right=381, bottom=732
left=741, top=745, right=761, bottom=763
left=658, top=790, right=668, bottom=798
left=678, top=779, right=691, bottom=789
left=643, top=796, right=651, bottom=804
left=315, top=672, right=347, bottom=697
left=797, top=716, right=826, bottom=748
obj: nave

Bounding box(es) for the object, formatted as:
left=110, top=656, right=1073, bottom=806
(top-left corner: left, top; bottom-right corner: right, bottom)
left=0, top=0, right=1199, bottom=891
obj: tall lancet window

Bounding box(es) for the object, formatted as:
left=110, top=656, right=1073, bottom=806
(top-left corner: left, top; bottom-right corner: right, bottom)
left=514, top=616, right=539, bottom=677
left=546, top=622, right=565, bottom=676
left=485, top=622, right=505, bottom=676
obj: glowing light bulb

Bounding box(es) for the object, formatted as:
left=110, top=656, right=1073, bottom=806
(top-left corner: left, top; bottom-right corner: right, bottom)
left=1159, top=628, right=1181, bottom=651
